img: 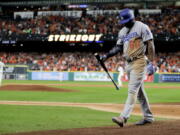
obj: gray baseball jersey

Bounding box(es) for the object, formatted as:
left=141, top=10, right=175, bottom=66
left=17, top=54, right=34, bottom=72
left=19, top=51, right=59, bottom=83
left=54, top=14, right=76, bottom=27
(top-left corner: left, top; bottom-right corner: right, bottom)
left=117, top=21, right=153, bottom=60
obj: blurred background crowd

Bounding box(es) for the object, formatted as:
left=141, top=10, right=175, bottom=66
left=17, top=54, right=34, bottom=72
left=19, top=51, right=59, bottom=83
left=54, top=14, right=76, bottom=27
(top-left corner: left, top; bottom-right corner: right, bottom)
left=0, top=52, right=179, bottom=73
left=0, top=9, right=179, bottom=36
left=0, top=2, right=179, bottom=73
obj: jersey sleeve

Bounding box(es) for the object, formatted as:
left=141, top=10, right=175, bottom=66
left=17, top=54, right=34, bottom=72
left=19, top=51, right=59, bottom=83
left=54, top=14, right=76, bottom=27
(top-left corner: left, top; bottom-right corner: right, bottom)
left=116, top=30, right=123, bottom=46
left=141, top=24, right=153, bottom=42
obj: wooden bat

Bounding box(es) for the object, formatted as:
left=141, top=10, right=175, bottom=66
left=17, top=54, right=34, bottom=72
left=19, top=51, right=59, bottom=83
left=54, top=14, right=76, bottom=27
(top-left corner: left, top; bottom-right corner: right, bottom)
left=94, top=53, right=119, bottom=90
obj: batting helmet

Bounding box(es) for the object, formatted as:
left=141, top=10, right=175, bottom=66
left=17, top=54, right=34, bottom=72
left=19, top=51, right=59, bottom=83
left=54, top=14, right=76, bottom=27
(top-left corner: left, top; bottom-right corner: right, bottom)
left=119, top=8, right=134, bottom=24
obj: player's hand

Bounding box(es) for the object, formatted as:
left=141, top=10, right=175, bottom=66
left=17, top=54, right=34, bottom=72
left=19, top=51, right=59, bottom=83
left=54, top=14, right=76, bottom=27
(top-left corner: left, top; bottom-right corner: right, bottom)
left=147, top=62, right=155, bottom=76
left=100, top=55, right=108, bottom=62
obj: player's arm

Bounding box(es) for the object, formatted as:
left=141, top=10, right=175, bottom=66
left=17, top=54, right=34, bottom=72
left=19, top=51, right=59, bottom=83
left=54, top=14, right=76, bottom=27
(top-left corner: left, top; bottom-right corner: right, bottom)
left=144, top=39, right=155, bottom=62
left=101, top=31, right=123, bottom=62
left=142, top=24, right=155, bottom=62
left=142, top=24, right=155, bottom=75
left=144, top=39, right=155, bottom=76
left=107, top=45, right=122, bottom=58
left=101, top=45, right=123, bottom=62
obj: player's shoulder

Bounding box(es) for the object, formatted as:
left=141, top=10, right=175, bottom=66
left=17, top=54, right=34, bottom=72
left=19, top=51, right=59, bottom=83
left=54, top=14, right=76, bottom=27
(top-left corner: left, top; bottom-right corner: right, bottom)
left=118, top=27, right=127, bottom=36
left=135, top=21, right=150, bottom=29
left=135, top=21, right=148, bottom=27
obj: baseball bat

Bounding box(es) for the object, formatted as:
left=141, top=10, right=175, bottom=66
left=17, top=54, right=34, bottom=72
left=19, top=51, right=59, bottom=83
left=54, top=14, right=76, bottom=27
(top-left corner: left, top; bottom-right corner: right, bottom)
left=94, top=53, right=119, bottom=90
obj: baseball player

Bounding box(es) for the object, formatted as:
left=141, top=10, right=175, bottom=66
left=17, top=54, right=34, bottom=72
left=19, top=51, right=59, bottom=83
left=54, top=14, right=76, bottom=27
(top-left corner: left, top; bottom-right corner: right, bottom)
left=101, top=8, right=155, bottom=127
left=117, top=63, right=124, bottom=87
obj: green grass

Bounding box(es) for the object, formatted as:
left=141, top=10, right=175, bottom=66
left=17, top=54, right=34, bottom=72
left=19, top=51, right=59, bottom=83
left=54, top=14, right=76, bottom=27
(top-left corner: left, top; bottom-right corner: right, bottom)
left=0, top=80, right=179, bottom=134
left=3, top=80, right=180, bottom=86
left=0, top=80, right=180, bottom=103
left=0, top=104, right=142, bottom=134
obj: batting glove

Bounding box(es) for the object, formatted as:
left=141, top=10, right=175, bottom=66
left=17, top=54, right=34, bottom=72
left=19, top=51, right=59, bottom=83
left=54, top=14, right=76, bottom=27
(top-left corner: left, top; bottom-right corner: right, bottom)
left=100, top=55, right=108, bottom=62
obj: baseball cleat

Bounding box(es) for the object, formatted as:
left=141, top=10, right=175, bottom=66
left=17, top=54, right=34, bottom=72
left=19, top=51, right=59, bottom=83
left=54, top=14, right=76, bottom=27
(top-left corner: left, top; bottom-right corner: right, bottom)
left=135, top=119, right=153, bottom=126
left=112, top=116, right=126, bottom=127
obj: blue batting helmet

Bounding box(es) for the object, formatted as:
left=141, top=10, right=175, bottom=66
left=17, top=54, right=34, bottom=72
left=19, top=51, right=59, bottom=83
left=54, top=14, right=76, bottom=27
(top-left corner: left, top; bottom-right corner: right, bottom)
left=119, top=8, right=134, bottom=24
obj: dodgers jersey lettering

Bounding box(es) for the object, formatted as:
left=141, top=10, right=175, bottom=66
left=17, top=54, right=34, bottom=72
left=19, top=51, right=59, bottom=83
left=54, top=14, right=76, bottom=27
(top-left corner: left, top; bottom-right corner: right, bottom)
left=117, top=21, right=153, bottom=59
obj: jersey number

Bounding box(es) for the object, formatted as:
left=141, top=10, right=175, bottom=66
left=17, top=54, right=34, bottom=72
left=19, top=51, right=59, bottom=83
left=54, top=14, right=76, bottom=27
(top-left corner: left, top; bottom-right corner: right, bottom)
left=129, top=39, right=140, bottom=49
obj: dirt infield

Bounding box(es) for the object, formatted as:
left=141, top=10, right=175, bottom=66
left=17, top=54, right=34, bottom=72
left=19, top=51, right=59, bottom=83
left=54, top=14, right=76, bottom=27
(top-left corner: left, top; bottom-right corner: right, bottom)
left=0, top=85, right=76, bottom=92
left=5, top=120, right=180, bottom=135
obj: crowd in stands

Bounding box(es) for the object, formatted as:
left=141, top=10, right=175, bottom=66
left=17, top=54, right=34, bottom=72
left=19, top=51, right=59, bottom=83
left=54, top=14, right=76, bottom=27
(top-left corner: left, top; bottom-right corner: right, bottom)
left=0, top=14, right=120, bottom=35
left=0, top=52, right=179, bottom=73
left=136, top=12, right=179, bottom=36
left=0, top=6, right=179, bottom=73
left=154, top=52, right=180, bottom=73
left=0, top=8, right=179, bottom=37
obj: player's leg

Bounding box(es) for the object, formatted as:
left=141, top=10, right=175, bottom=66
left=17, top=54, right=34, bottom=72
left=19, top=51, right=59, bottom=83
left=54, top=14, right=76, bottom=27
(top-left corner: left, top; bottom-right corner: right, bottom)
left=136, top=83, right=154, bottom=124
left=112, top=66, right=144, bottom=127
left=112, top=66, right=131, bottom=127
left=120, top=70, right=144, bottom=119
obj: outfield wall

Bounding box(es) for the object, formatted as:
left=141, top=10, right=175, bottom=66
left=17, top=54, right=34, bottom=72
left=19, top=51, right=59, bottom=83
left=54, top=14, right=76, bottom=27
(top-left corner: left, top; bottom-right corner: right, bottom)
left=3, top=64, right=179, bottom=82
left=29, top=71, right=114, bottom=82
left=154, top=73, right=180, bottom=83
left=28, top=71, right=154, bottom=82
